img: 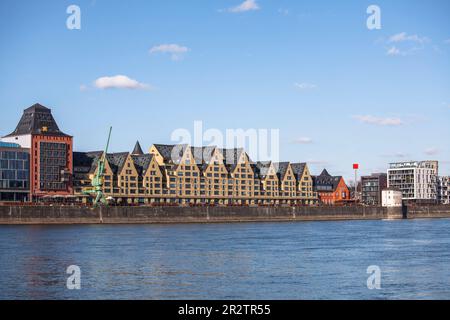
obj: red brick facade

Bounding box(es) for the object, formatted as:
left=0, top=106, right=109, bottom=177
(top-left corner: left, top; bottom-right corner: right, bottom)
left=30, top=134, right=73, bottom=198
left=317, top=177, right=350, bottom=205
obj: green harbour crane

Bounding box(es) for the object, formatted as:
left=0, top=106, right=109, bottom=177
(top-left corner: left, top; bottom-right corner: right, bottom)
left=83, top=127, right=112, bottom=206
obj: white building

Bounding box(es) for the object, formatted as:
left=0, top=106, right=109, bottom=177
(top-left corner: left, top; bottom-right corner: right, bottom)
left=387, top=161, right=438, bottom=203
left=438, top=176, right=450, bottom=205
left=382, top=189, right=403, bottom=207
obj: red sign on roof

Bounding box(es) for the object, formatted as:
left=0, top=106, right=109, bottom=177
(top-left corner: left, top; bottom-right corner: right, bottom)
left=353, top=163, right=359, bottom=170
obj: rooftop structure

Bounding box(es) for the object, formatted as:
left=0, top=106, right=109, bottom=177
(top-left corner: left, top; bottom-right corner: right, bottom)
left=387, top=160, right=438, bottom=203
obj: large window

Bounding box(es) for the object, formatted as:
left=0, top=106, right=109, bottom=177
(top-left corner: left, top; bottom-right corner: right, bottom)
left=0, top=149, right=30, bottom=191
left=39, top=142, right=67, bottom=190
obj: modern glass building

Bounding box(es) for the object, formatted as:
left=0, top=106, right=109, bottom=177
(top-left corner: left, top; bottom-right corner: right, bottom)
left=0, top=142, right=30, bottom=201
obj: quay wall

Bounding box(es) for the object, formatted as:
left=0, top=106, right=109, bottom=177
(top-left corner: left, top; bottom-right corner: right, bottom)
left=0, top=205, right=401, bottom=225
left=0, top=205, right=448, bottom=225
left=407, top=205, right=450, bottom=219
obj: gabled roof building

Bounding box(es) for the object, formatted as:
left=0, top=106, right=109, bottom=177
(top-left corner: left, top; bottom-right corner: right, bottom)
left=312, top=169, right=350, bottom=205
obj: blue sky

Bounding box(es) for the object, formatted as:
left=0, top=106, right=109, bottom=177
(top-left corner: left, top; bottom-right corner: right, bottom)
left=0, top=0, right=449, bottom=181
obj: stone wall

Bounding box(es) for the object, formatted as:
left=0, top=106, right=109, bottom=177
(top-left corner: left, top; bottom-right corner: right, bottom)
left=407, top=205, right=450, bottom=219
left=0, top=205, right=399, bottom=225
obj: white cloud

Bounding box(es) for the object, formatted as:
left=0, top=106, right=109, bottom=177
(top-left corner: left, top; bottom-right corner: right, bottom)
left=292, top=137, right=313, bottom=144
left=384, top=32, right=430, bottom=57
left=386, top=46, right=403, bottom=56
left=149, top=44, right=190, bottom=60
left=353, top=115, right=403, bottom=126
left=424, top=147, right=439, bottom=156
left=386, top=46, right=422, bottom=56
left=388, top=32, right=429, bottom=44
left=227, top=0, right=260, bottom=13
left=294, top=82, right=317, bottom=91
left=94, top=75, right=151, bottom=90
left=79, top=84, right=88, bottom=91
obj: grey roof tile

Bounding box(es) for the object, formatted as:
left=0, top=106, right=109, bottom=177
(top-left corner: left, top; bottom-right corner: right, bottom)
left=4, top=103, right=70, bottom=137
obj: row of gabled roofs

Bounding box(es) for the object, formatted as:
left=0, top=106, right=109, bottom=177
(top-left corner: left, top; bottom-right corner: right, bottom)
left=74, top=141, right=343, bottom=189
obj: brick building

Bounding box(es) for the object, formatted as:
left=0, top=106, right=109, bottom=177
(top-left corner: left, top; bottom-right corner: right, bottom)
left=1, top=104, right=73, bottom=200
left=312, top=169, right=350, bottom=205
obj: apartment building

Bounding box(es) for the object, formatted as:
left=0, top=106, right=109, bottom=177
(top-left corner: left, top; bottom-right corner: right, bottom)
left=221, top=148, right=255, bottom=204
left=150, top=144, right=202, bottom=204
left=253, top=161, right=280, bottom=204
left=73, top=143, right=319, bottom=206
left=387, top=161, right=439, bottom=204
left=438, top=176, right=450, bottom=205
left=275, top=162, right=297, bottom=200
left=73, top=143, right=164, bottom=204
left=361, top=173, right=387, bottom=206
left=291, top=163, right=318, bottom=205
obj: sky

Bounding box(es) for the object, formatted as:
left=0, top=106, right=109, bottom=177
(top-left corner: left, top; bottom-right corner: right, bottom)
left=0, top=0, right=449, bottom=182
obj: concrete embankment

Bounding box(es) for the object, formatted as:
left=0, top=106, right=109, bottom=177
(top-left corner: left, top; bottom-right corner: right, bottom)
left=0, top=205, right=408, bottom=225
left=407, top=205, right=450, bottom=219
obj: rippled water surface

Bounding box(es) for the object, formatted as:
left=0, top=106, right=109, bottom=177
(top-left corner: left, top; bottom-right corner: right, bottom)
left=1, top=219, right=450, bottom=299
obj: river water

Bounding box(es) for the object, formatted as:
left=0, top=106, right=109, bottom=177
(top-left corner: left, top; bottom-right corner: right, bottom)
left=0, top=219, right=449, bottom=300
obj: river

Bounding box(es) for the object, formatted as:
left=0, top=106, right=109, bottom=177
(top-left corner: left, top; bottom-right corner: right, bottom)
left=1, top=219, right=449, bottom=299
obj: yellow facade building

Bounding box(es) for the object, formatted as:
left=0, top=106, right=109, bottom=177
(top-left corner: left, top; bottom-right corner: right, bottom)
left=73, top=142, right=319, bottom=206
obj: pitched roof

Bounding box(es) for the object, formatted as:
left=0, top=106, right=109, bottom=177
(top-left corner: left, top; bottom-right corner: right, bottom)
left=132, top=141, right=144, bottom=155
left=152, top=144, right=188, bottom=163
left=255, top=161, right=274, bottom=179
left=73, top=151, right=103, bottom=174
left=220, top=148, right=248, bottom=172
left=273, top=162, right=290, bottom=180
left=106, top=152, right=129, bottom=175
left=190, top=146, right=218, bottom=173
left=291, top=163, right=306, bottom=179
left=131, top=154, right=154, bottom=176
left=312, top=169, right=343, bottom=192
left=191, top=146, right=216, bottom=164
left=4, top=103, right=70, bottom=137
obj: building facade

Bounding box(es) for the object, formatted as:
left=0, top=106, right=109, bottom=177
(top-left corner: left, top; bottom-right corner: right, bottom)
left=291, top=163, right=318, bottom=205
left=0, top=142, right=30, bottom=202
left=361, top=173, right=387, bottom=206
left=312, top=169, right=350, bottom=205
left=438, top=176, right=450, bottom=205
left=387, top=161, right=439, bottom=204
left=382, top=188, right=403, bottom=207
left=1, top=104, right=73, bottom=200
left=74, top=143, right=320, bottom=206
